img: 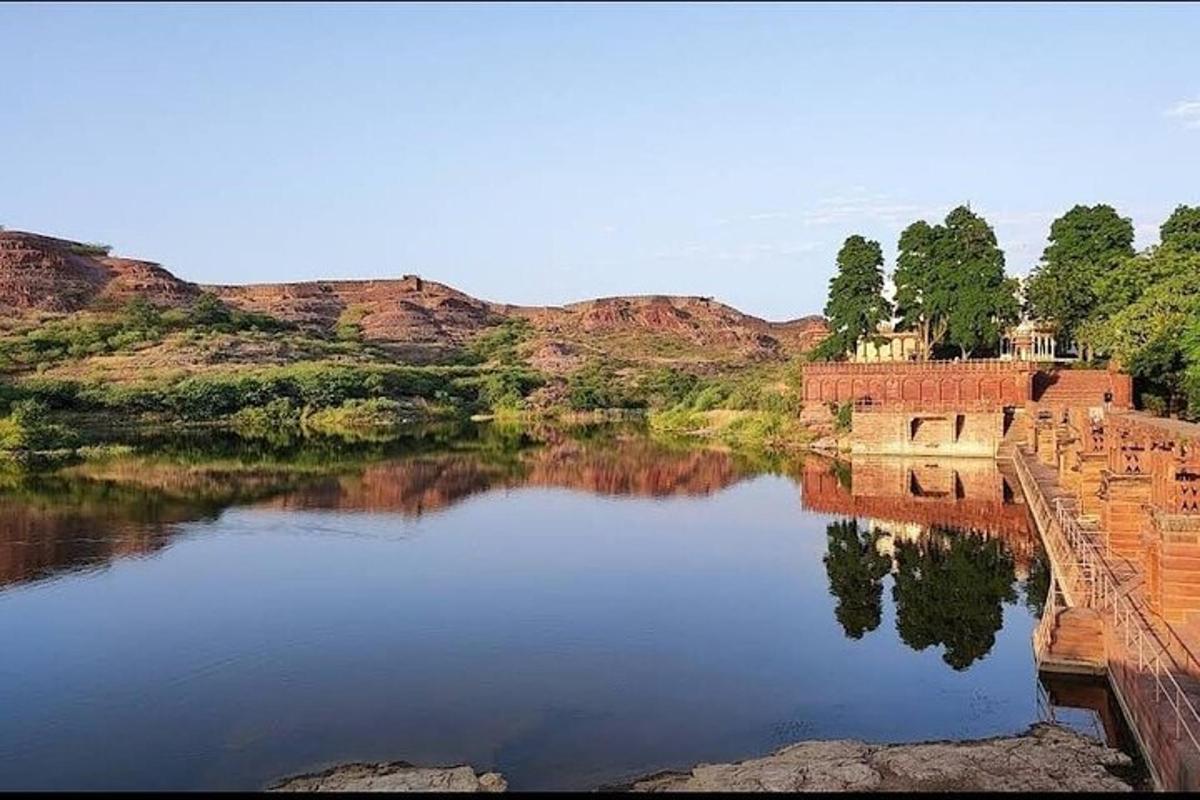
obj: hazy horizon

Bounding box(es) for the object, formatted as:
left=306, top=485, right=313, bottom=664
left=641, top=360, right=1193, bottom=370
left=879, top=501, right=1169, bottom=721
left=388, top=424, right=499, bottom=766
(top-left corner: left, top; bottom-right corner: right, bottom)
left=3, top=2, right=1198, bottom=319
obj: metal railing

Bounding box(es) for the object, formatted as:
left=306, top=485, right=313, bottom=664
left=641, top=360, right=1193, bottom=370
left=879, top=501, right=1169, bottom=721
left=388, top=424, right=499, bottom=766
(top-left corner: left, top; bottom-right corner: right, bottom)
left=1055, top=500, right=1200, bottom=752
left=1032, top=572, right=1058, bottom=662
left=1013, top=447, right=1200, bottom=785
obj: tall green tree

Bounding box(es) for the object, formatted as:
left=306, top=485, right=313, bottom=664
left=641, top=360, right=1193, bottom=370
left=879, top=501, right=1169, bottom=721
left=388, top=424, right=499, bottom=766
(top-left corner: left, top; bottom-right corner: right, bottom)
left=1025, top=204, right=1134, bottom=347
left=893, top=220, right=948, bottom=357
left=812, top=235, right=892, bottom=361
left=1085, top=246, right=1200, bottom=415
left=1161, top=205, right=1200, bottom=254
left=1074, top=205, right=1200, bottom=419
left=938, top=206, right=1019, bottom=358
left=892, top=207, right=1018, bottom=359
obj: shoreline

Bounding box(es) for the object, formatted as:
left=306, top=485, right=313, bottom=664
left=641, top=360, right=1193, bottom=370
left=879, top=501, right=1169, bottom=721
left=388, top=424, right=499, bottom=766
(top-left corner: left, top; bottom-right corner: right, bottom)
left=270, top=722, right=1141, bottom=793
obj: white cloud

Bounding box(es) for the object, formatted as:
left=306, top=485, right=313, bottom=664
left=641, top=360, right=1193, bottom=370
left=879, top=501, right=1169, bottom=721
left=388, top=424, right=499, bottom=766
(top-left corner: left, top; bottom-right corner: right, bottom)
left=1165, top=98, right=1200, bottom=129
left=715, top=191, right=948, bottom=231
left=797, top=191, right=944, bottom=228
left=651, top=240, right=822, bottom=263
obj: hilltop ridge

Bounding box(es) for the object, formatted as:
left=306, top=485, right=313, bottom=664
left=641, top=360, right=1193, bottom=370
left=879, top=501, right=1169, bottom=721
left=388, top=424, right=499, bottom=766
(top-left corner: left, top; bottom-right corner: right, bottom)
left=0, top=229, right=826, bottom=368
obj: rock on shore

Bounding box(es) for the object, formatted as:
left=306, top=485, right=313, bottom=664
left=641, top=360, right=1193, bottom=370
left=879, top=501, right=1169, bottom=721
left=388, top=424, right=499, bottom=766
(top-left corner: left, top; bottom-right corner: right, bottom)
left=624, top=723, right=1135, bottom=792
left=269, top=763, right=506, bottom=793
left=268, top=723, right=1136, bottom=792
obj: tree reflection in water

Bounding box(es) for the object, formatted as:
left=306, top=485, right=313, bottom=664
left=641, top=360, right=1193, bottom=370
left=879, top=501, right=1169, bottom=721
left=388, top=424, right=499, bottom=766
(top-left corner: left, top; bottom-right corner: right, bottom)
left=823, top=519, right=891, bottom=639
left=823, top=518, right=1026, bottom=668
left=891, top=528, right=1018, bottom=670
left=1023, top=549, right=1052, bottom=621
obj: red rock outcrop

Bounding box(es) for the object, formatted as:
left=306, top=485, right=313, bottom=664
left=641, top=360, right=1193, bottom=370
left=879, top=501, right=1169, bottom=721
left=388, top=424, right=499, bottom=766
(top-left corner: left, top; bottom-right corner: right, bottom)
left=0, top=230, right=198, bottom=312
left=505, top=295, right=826, bottom=359
left=208, top=275, right=501, bottom=356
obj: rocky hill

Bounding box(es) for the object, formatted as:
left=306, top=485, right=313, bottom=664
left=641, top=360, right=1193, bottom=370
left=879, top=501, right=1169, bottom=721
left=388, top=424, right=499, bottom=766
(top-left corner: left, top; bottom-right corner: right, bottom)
left=0, top=229, right=827, bottom=369
left=0, top=230, right=199, bottom=312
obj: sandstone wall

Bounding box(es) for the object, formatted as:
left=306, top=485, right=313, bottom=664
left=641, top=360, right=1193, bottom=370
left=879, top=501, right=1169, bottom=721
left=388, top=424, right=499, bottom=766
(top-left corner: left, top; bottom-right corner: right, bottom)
left=802, top=360, right=1034, bottom=411
left=850, top=410, right=1007, bottom=458
left=1032, top=368, right=1133, bottom=412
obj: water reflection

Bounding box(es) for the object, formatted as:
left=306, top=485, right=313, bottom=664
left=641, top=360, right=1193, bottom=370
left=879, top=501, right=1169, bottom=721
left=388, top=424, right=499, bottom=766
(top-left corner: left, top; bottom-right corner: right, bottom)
left=0, top=430, right=1079, bottom=790
left=892, top=531, right=1018, bottom=670
left=0, top=475, right=216, bottom=588
left=822, top=520, right=890, bottom=639
left=800, top=456, right=1037, bottom=567
left=805, top=456, right=1041, bottom=668
left=0, top=428, right=762, bottom=590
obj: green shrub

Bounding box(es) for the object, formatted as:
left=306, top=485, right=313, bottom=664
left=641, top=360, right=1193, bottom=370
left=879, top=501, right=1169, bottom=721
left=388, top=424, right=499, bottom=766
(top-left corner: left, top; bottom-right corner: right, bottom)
left=476, top=366, right=544, bottom=412
left=186, top=292, right=294, bottom=334
left=566, top=362, right=647, bottom=411
left=1140, top=393, right=1168, bottom=417
left=305, top=398, right=410, bottom=438
left=0, top=293, right=300, bottom=371
left=0, top=399, right=77, bottom=451
left=231, top=398, right=303, bottom=444
left=689, top=384, right=728, bottom=412
left=18, top=378, right=82, bottom=409
left=834, top=402, right=853, bottom=433
left=15, top=363, right=487, bottom=422
left=638, top=367, right=700, bottom=409
left=69, top=242, right=112, bottom=256
left=335, top=305, right=368, bottom=343
left=467, top=318, right=533, bottom=365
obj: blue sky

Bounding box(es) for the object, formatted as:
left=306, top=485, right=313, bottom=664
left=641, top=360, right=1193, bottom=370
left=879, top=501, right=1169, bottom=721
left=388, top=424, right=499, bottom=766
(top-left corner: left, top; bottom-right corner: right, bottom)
left=2, top=2, right=1197, bottom=320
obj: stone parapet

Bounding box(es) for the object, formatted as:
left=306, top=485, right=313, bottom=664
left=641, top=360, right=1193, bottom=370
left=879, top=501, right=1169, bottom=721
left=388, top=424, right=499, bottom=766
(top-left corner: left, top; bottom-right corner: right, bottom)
left=1099, top=471, right=1153, bottom=560
left=802, top=360, right=1033, bottom=411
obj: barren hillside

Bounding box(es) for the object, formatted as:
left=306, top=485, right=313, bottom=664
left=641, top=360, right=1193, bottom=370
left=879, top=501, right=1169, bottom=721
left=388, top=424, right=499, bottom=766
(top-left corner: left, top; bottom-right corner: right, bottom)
left=0, top=229, right=827, bottom=371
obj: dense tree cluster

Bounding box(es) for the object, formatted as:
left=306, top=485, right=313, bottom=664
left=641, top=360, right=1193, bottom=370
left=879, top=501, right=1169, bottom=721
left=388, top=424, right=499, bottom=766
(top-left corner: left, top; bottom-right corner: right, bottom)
left=818, top=205, right=1018, bottom=362
left=814, top=202, right=1200, bottom=418
left=1077, top=205, right=1200, bottom=416
left=1024, top=205, right=1135, bottom=348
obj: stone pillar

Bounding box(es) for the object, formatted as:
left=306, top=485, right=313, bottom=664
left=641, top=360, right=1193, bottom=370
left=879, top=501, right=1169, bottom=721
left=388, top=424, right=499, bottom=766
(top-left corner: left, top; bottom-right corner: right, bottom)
left=1099, top=471, right=1153, bottom=560
left=1037, top=422, right=1058, bottom=466
left=1077, top=453, right=1107, bottom=518
left=1058, top=430, right=1081, bottom=495
left=1145, top=510, right=1200, bottom=626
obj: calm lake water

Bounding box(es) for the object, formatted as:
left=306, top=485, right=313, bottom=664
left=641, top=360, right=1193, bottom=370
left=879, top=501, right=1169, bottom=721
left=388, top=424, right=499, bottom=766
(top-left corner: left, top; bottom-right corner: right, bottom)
left=0, top=426, right=1101, bottom=790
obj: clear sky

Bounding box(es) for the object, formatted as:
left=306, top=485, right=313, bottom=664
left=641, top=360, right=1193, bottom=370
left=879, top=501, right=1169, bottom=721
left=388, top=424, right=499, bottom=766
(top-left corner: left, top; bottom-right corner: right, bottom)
left=2, top=2, right=1197, bottom=320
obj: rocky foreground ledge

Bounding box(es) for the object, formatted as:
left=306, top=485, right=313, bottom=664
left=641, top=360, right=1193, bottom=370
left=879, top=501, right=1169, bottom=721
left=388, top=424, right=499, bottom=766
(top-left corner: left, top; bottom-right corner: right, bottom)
left=269, top=723, right=1137, bottom=793
left=270, top=763, right=507, bottom=792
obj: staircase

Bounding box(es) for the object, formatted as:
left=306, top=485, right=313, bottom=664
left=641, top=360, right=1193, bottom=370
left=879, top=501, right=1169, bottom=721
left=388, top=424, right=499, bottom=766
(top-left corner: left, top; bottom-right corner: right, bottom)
left=1032, top=370, right=1116, bottom=410
left=1043, top=607, right=1106, bottom=673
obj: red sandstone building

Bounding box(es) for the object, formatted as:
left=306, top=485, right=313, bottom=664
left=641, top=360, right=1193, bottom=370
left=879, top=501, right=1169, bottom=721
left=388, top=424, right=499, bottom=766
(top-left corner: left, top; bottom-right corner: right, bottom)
left=802, top=353, right=1132, bottom=457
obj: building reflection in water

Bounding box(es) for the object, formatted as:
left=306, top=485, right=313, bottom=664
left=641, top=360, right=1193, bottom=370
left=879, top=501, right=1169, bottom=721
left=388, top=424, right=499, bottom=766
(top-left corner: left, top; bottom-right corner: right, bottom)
left=804, top=454, right=1138, bottom=754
